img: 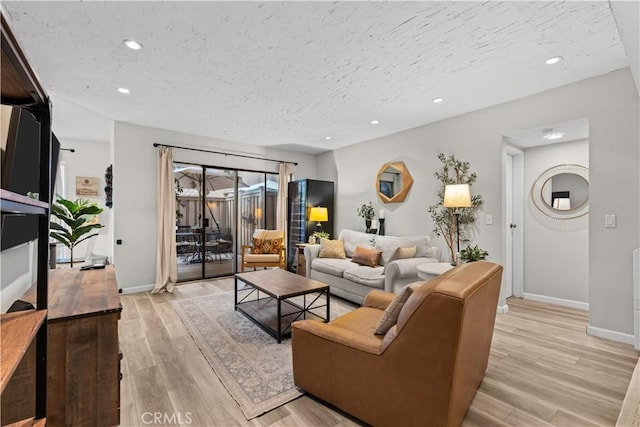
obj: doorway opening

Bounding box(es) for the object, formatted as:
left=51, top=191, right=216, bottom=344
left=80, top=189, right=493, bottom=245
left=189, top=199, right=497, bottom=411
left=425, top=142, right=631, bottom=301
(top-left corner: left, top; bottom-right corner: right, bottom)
left=502, top=118, right=590, bottom=311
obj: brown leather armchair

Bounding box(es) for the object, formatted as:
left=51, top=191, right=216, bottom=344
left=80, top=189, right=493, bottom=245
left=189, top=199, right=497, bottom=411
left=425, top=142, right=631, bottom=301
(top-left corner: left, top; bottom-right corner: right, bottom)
left=292, top=261, right=503, bottom=427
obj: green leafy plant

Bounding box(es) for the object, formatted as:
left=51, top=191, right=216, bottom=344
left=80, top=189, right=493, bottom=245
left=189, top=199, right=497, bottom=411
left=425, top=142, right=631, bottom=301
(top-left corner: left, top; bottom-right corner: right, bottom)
left=356, top=201, right=375, bottom=220
left=50, top=196, right=104, bottom=267
left=311, top=230, right=330, bottom=240
left=460, top=244, right=489, bottom=262
left=428, top=153, right=483, bottom=263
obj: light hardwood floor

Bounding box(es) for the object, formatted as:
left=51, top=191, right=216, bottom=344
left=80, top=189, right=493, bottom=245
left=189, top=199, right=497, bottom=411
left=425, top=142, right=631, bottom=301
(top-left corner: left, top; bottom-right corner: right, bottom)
left=119, top=279, right=639, bottom=427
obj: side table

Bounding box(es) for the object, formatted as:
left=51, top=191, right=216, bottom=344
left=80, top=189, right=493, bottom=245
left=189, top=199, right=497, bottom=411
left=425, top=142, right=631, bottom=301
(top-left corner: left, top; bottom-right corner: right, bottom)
left=296, top=243, right=316, bottom=276
left=417, top=262, right=455, bottom=281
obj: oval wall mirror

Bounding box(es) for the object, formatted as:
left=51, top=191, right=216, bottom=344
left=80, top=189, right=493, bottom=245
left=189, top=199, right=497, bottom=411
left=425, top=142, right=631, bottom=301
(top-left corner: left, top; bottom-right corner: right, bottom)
left=531, top=164, right=589, bottom=221
left=540, top=173, right=589, bottom=211
left=376, top=161, right=413, bottom=203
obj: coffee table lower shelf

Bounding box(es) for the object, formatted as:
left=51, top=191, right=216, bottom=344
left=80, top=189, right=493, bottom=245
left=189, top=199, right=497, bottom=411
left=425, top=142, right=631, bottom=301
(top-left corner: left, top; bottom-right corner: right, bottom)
left=235, top=285, right=329, bottom=343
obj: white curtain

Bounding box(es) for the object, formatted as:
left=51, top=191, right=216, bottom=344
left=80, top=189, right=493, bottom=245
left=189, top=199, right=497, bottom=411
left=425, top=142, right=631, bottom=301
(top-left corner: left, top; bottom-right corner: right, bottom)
left=276, top=162, right=291, bottom=240
left=152, top=147, right=177, bottom=294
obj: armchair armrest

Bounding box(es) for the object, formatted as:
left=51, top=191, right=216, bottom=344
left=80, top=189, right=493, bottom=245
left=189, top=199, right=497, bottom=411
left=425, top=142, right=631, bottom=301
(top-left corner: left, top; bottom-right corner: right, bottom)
left=279, top=245, right=286, bottom=269
left=292, top=320, right=382, bottom=355
left=363, top=290, right=395, bottom=310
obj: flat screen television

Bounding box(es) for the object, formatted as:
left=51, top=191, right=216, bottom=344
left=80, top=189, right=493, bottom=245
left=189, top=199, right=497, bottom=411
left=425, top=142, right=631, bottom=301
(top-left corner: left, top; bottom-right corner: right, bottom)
left=1, top=105, right=60, bottom=251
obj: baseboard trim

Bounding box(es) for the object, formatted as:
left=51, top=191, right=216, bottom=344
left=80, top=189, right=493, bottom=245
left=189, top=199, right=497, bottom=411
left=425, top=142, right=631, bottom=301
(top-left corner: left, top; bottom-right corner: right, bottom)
left=586, top=325, right=635, bottom=345
left=523, top=292, right=589, bottom=311
left=497, top=304, right=509, bottom=314
left=121, top=284, right=154, bottom=294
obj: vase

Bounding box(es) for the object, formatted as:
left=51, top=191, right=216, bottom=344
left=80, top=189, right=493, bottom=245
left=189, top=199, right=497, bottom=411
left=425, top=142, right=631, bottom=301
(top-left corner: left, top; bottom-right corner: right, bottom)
left=365, top=219, right=371, bottom=233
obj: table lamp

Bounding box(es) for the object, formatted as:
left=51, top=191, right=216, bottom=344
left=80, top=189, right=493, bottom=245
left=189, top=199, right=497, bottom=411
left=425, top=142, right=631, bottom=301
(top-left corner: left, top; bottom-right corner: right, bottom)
left=309, top=206, right=328, bottom=231
left=443, top=184, right=472, bottom=264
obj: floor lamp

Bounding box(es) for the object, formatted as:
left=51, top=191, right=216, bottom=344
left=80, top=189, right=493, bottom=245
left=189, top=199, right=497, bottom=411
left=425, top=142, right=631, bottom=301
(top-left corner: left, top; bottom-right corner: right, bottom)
left=443, top=184, right=472, bottom=265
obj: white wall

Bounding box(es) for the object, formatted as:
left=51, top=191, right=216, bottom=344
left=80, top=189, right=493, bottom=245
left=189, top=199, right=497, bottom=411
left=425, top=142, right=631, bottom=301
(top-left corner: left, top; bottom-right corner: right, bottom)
left=317, top=68, right=639, bottom=339
left=113, top=122, right=317, bottom=292
left=54, top=138, right=113, bottom=262
left=0, top=242, right=36, bottom=312
left=523, top=139, right=589, bottom=305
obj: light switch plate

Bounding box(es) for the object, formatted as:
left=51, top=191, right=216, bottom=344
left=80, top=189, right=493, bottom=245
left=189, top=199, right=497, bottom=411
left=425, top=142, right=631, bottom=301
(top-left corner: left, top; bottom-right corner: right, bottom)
left=486, top=214, right=493, bottom=225
left=605, top=215, right=616, bottom=228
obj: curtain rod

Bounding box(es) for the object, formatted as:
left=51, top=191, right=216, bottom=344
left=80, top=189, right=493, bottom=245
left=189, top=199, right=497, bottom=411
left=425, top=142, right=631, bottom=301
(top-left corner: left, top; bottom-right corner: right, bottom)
left=152, top=143, right=298, bottom=166
left=61, top=148, right=75, bottom=152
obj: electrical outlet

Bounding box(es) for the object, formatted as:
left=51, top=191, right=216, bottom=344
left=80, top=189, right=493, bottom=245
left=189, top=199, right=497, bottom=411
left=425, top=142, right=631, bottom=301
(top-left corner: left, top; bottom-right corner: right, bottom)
left=604, top=215, right=616, bottom=228
left=485, top=214, right=493, bottom=225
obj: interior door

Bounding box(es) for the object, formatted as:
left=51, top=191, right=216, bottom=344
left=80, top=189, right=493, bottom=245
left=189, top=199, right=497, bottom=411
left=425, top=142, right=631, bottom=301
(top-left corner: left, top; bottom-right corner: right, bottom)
left=505, top=147, right=524, bottom=299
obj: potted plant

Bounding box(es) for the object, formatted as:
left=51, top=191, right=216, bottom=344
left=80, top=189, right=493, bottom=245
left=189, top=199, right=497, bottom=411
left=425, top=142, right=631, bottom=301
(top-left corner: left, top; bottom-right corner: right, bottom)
left=428, top=153, right=483, bottom=263
left=50, top=196, right=104, bottom=267
left=357, top=201, right=376, bottom=232
left=460, top=244, right=489, bottom=262
left=309, top=230, right=330, bottom=244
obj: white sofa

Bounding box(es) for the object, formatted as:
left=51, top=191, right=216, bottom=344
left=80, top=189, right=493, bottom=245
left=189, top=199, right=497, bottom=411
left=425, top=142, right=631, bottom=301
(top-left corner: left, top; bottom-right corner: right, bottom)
left=304, top=229, right=441, bottom=304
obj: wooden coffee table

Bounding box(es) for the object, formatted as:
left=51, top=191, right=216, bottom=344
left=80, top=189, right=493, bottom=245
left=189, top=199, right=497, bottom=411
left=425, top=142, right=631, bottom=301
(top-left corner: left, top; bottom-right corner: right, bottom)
left=234, top=269, right=330, bottom=343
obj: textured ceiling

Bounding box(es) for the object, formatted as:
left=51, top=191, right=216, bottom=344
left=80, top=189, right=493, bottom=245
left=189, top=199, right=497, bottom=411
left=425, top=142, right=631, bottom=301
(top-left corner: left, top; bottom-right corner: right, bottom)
left=2, top=1, right=629, bottom=151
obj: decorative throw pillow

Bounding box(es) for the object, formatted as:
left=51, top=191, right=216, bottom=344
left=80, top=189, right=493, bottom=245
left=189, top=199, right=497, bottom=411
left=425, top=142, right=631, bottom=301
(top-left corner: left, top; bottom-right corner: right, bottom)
left=383, top=245, right=418, bottom=272
left=251, top=237, right=281, bottom=254
left=374, top=285, right=415, bottom=335
left=318, top=238, right=346, bottom=259
left=351, top=246, right=382, bottom=267
left=396, top=246, right=417, bottom=259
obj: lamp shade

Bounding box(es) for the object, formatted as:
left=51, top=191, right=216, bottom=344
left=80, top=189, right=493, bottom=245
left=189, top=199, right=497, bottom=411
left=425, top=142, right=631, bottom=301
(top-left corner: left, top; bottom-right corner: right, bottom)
left=309, top=207, right=328, bottom=222
left=443, top=184, right=472, bottom=208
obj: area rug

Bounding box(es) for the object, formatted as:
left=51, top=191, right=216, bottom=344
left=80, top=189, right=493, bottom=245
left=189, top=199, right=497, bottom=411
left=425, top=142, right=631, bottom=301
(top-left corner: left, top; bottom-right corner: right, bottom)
left=172, top=290, right=352, bottom=419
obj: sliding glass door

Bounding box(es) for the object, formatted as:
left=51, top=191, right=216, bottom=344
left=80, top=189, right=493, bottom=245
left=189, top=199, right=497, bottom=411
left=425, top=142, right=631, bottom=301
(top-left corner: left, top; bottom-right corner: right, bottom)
left=203, top=167, right=236, bottom=278
left=235, top=171, right=277, bottom=271
left=174, top=162, right=277, bottom=282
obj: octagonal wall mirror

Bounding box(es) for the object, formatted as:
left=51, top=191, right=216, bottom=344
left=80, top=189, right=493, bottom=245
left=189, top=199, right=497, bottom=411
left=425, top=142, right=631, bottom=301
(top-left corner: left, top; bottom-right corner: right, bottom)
left=376, top=161, right=413, bottom=203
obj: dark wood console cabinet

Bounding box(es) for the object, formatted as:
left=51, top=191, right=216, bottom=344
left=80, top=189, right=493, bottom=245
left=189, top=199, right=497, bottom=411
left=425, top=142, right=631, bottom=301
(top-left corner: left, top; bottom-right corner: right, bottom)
left=10, top=266, right=122, bottom=426
left=47, top=266, right=122, bottom=426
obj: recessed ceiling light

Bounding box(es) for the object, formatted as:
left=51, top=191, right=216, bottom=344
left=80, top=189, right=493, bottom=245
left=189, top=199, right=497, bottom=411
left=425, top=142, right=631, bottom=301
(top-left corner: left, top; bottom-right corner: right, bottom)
left=117, top=87, right=130, bottom=94
left=371, top=120, right=379, bottom=125
left=325, top=136, right=332, bottom=140
left=545, top=56, right=562, bottom=65
left=123, top=39, right=143, bottom=50
left=432, top=97, right=443, bottom=103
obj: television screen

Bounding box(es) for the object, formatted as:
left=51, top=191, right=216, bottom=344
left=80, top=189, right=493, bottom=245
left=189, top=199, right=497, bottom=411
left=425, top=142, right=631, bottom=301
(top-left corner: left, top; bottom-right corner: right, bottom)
left=1, top=106, right=60, bottom=251
left=2, top=107, right=40, bottom=195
